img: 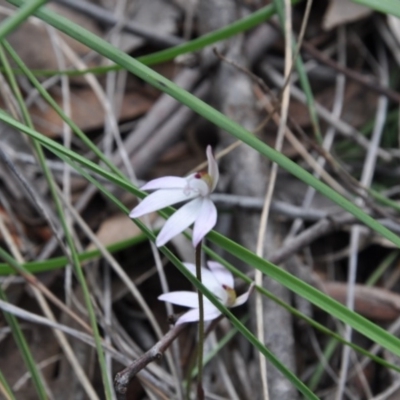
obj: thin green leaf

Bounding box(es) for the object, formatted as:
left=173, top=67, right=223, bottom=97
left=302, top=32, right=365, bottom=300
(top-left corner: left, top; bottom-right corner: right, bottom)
left=0, top=234, right=148, bottom=275
left=7, top=0, right=400, bottom=250
left=5, top=0, right=301, bottom=77
left=53, top=151, right=318, bottom=399
left=57, top=147, right=400, bottom=383
left=208, top=231, right=400, bottom=359
left=352, top=0, right=400, bottom=18
left=272, top=0, right=322, bottom=141
left=0, top=281, right=47, bottom=399
left=0, top=368, right=16, bottom=400
left=203, top=245, right=400, bottom=375
left=0, top=0, right=47, bottom=39
left=2, top=111, right=400, bottom=364
left=0, top=42, right=114, bottom=399
left=2, top=40, right=127, bottom=181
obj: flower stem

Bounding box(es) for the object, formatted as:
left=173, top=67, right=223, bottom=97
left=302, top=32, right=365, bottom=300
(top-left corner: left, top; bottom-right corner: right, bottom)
left=195, top=242, right=204, bottom=400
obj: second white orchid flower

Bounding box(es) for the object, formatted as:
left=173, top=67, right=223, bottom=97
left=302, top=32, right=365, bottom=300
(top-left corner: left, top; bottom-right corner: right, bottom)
left=158, top=261, right=253, bottom=325
left=130, top=145, right=219, bottom=247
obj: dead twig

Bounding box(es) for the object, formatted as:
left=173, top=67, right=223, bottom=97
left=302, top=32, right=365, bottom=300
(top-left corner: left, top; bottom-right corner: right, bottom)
left=114, top=323, right=186, bottom=399
left=301, top=39, right=400, bottom=104
left=54, top=0, right=183, bottom=48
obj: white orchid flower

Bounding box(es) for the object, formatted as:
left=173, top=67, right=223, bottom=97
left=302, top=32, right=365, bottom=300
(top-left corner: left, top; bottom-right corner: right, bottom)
left=129, top=145, right=219, bottom=247
left=158, top=261, right=253, bottom=325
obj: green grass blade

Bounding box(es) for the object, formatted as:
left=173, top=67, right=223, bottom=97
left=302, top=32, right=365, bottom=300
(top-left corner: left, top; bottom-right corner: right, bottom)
left=5, top=0, right=301, bottom=77
left=52, top=153, right=319, bottom=398
left=208, top=231, right=400, bottom=358
left=136, top=0, right=300, bottom=66
left=6, top=0, right=400, bottom=250
left=0, top=42, right=114, bottom=399
left=352, top=0, right=400, bottom=17
left=0, top=0, right=47, bottom=38
left=0, top=234, right=148, bottom=275
left=203, top=245, right=400, bottom=374
left=0, top=368, right=16, bottom=400
left=272, top=0, right=322, bottom=141
left=2, top=112, right=400, bottom=362
left=2, top=40, right=127, bottom=181
left=55, top=147, right=400, bottom=378
left=160, top=248, right=319, bottom=398
left=0, top=278, right=47, bottom=399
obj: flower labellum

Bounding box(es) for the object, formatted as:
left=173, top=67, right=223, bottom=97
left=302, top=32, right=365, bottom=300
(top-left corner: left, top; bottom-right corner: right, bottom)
left=158, top=261, right=253, bottom=325
left=129, top=145, right=219, bottom=247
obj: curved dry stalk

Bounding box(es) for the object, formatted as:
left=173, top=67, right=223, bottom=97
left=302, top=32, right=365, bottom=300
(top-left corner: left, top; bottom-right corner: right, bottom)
left=0, top=210, right=99, bottom=399
left=57, top=188, right=182, bottom=394
left=286, top=26, right=347, bottom=240
left=254, top=0, right=293, bottom=397
left=336, top=43, right=389, bottom=400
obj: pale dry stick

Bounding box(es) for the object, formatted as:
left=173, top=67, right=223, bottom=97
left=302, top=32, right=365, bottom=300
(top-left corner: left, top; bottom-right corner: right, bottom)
left=0, top=65, right=67, bottom=262
left=336, top=44, right=389, bottom=400
left=0, top=186, right=31, bottom=258
left=195, top=100, right=346, bottom=198
left=307, top=327, right=359, bottom=400
left=56, top=35, right=136, bottom=183
left=56, top=188, right=179, bottom=383
left=55, top=23, right=180, bottom=392
left=46, top=26, right=72, bottom=213
left=254, top=87, right=347, bottom=196
left=0, top=72, right=22, bottom=120
left=32, top=37, right=182, bottom=393
left=54, top=0, right=183, bottom=48
left=208, top=331, right=240, bottom=400
left=371, top=377, right=400, bottom=400
left=103, top=257, right=114, bottom=399
left=263, top=66, right=392, bottom=162
left=27, top=32, right=181, bottom=393
left=301, top=39, right=400, bottom=105
left=0, top=299, right=173, bottom=399
left=103, top=0, right=127, bottom=159
left=211, top=51, right=347, bottom=197
left=131, top=80, right=210, bottom=176
left=145, top=219, right=184, bottom=399
left=254, top=1, right=292, bottom=398
left=0, top=214, right=99, bottom=399
left=13, top=355, right=61, bottom=391
left=0, top=381, right=13, bottom=400
left=349, top=351, right=373, bottom=399
left=115, top=68, right=202, bottom=165
left=287, top=26, right=347, bottom=240
left=0, top=297, right=138, bottom=369
left=0, top=259, right=94, bottom=333
left=0, top=145, right=70, bottom=259
left=103, top=4, right=130, bottom=397
left=46, top=25, right=77, bottom=317
left=269, top=213, right=356, bottom=266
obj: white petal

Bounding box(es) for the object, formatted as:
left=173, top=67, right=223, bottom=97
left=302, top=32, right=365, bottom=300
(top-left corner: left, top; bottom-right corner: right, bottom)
left=175, top=304, right=221, bottom=325
left=192, top=198, right=217, bottom=247
left=155, top=198, right=203, bottom=246
left=129, top=189, right=196, bottom=218
left=232, top=285, right=254, bottom=308
left=187, top=176, right=210, bottom=196
left=206, top=145, right=219, bottom=192
left=182, top=262, right=227, bottom=302
left=141, top=176, right=187, bottom=191
left=158, top=291, right=199, bottom=308
left=207, top=261, right=234, bottom=289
